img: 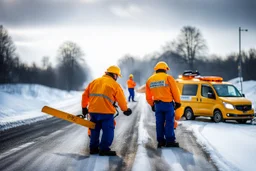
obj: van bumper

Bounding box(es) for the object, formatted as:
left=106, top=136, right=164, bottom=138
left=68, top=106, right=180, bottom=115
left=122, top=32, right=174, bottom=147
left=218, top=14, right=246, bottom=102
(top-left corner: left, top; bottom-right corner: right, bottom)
left=225, top=113, right=254, bottom=119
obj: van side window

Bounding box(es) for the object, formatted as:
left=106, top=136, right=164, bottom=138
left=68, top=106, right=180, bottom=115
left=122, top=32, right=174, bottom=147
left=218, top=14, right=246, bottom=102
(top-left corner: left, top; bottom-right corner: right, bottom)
left=182, top=84, right=198, bottom=96
left=201, top=85, right=214, bottom=98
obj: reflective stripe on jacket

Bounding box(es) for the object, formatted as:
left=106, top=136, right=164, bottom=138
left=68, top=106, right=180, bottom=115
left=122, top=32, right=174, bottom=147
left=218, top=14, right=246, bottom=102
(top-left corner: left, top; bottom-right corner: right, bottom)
left=127, top=79, right=136, bottom=88
left=82, top=75, right=128, bottom=114
left=146, top=72, right=181, bottom=106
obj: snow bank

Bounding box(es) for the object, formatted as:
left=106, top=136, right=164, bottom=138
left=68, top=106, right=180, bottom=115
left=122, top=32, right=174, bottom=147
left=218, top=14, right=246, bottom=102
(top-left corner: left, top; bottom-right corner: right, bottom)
left=228, top=78, right=256, bottom=108
left=132, top=95, right=151, bottom=171
left=0, top=84, right=77, bottom=103
left=0, top=84, right=81, bottom=131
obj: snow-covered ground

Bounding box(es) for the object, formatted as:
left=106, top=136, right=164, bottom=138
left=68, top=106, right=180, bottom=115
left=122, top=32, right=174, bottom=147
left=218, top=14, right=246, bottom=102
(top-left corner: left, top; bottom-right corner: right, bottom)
left=1, top=79, right=256, bottom=171
left=0, top=84, right=82, bottom=130
left=181, top=120, right=256, bottom=171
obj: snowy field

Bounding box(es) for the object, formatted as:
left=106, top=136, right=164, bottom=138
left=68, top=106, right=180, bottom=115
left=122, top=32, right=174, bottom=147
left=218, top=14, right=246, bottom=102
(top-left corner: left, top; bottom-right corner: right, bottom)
left=0, top=79, right=256, bottom=171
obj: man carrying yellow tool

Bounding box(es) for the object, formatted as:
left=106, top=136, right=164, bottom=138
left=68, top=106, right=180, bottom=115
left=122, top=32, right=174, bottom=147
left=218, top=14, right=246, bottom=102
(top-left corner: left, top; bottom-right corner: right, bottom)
left=82, top=65, right=132, bottom=156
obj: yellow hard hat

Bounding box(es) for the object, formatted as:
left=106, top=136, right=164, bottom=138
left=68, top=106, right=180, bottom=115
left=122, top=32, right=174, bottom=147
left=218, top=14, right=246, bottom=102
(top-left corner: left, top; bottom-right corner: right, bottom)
left=129, top=74, right=133, bottom=78
left=154, top=61, right=170, bottom=71
left=106, top=65, right=122, bottom=77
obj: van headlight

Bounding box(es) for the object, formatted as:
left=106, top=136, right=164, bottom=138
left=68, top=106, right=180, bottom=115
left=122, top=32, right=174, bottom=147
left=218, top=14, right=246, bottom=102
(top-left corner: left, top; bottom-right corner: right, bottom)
left=223, top=102, right=235, bottom=109
left=252, top=104, right=255, bottom=110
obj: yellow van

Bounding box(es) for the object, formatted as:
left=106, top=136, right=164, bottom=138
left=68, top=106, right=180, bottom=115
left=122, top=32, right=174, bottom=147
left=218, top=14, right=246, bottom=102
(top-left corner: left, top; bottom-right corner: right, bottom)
left=176, top=71, right=255, bottom=123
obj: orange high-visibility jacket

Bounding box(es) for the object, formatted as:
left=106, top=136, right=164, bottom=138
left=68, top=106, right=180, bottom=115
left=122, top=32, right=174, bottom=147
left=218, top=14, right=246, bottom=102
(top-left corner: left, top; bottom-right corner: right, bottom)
left=127, top=79, right=136, bottom=88
left=82, top=75, right=128, bottom=114
left=146, top=72, right=181, bottom=106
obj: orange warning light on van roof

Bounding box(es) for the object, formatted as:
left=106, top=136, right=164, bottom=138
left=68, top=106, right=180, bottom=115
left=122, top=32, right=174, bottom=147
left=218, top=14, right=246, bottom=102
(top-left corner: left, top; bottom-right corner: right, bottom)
left=199, top=76, right=223, bottom=82
left=179, top=70, right=223, bottom=82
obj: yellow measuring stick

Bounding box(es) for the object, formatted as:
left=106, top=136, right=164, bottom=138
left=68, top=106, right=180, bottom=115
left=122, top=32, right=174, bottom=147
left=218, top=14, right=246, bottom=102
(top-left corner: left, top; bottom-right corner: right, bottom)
left=41, top=106, right=95, bottom=129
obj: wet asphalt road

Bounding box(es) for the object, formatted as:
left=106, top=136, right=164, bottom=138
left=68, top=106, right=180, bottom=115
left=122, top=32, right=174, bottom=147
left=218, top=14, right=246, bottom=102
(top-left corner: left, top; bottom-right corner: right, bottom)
left=0, top=99, right=218, bottom=171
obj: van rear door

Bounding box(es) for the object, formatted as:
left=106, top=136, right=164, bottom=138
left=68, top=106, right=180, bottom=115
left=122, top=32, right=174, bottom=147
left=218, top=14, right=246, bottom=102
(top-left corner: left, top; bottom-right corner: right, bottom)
left=180, top=84, right=200, bottom=114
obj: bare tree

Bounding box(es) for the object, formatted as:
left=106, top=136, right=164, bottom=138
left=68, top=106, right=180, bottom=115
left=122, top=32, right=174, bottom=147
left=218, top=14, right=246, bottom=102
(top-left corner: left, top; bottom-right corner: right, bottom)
left=244, top=49, right=256, bottom=80
left=172, top=26, right=207, bottom=70
left=118, top=54, right=140, bottom=86
left=41, top=56, right=51, bottom=70
left=0, top=25, right=17, bottom=83
left=57, top=41, right=85, bottom=91
left=117, top=54, right=157, bottom=86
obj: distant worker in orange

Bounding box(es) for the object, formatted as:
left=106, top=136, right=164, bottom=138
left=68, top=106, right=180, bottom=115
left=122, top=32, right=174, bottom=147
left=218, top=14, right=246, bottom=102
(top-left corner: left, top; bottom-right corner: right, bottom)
left=127, top=74, right=137, bottom=102
left=82, top=65, right=132, bottom=156
left=146, top=61, right=181, bottom=148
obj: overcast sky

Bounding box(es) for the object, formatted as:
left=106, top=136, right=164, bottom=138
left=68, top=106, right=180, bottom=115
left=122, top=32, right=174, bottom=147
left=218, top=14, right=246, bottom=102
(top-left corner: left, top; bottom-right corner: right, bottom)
left=1, top=0, right=256, bottom=78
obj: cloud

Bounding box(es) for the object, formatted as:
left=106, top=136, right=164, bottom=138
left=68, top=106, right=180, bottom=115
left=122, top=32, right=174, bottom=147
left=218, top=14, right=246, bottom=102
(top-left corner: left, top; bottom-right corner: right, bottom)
left=79, top=0, right=105, bottom=4
left=109, top=4, right=143, bottom=18
left=1, top=0, right=255, bottom=29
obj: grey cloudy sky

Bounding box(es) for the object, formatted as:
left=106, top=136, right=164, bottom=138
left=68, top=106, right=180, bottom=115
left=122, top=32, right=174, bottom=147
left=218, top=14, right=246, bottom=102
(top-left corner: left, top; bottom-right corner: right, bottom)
left=1, top=0, right=255, bottom=77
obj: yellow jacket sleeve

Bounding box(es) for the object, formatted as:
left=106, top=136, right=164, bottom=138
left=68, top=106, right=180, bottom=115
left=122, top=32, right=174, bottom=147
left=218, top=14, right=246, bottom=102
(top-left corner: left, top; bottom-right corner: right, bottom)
left=167, top=76, right=181, bottom=103
left=115, top=85, right=128, bottom=111
left=146, top=81, right=154, bottom=106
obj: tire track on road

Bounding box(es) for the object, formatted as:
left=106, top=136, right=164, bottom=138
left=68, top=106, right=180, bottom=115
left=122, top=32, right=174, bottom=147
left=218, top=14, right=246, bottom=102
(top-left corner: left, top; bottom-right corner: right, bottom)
left=110, top=101, right=140, bottom=171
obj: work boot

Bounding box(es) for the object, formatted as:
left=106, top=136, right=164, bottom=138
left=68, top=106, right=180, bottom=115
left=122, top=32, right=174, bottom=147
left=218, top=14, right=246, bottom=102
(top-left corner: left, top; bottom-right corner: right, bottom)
left=90, top=148, right=99, bottom=154
left=99, top=150, right=117, bottom=156
left=157, top=140, right=166, bottom=148
left=165, top=141, right=179, bottom=147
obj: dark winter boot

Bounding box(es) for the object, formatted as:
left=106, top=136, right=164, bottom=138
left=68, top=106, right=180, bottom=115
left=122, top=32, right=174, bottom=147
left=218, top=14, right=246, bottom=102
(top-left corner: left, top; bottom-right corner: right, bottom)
left=157, top=140, right=166, bottom=148
left=165, top=141, right=179, bottom=147
left=99, top=150, right=117, bottom=156
left=90, top=148, right=99, bottom=154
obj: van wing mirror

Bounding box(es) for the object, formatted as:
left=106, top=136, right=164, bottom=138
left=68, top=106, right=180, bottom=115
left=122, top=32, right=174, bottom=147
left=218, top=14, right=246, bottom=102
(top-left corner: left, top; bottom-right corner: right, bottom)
left=242, top=94, right=245, bottom=97
left=208, top=92, right=215, bottom=99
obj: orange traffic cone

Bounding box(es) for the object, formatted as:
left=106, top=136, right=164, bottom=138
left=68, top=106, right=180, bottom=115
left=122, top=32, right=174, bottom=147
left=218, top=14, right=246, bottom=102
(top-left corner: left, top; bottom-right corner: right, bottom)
left=174, top=120, right=178, bottom=129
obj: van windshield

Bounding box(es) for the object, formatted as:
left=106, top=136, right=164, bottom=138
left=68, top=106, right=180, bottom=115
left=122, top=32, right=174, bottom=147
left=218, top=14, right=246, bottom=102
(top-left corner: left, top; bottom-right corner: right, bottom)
left=213, top=84, right=242, bottom=97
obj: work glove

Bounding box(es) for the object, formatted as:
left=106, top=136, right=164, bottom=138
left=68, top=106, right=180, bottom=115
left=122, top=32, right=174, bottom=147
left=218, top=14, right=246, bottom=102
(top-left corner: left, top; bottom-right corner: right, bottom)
left=174, top=102, right=181, bottom=110
left=151, top=105, right=155, bottom=112
left=123, top=108, right=132, bottom=116
left=82, top=107, right=88, bottom=116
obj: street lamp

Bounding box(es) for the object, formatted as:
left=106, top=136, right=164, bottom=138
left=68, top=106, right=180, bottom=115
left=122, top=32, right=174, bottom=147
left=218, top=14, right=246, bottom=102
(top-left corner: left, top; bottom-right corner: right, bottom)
left=238, top=27, right=248, bottom=94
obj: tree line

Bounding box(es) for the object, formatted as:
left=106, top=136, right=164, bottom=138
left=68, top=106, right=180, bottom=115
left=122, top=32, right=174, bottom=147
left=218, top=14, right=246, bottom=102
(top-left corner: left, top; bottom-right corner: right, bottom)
left=118, top=26, right=256, bottom=87
left=0, top=25, right=90, bottom=91
left=1, top=25, right=255, bottom=90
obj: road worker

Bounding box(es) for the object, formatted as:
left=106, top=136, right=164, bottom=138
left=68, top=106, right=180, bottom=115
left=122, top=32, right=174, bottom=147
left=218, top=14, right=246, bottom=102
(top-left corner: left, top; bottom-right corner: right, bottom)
left=146, top=61, right=181, bottom=148
left=82, top=65, right=132, bottom=156
left=127, top=74, right=137, bottom=102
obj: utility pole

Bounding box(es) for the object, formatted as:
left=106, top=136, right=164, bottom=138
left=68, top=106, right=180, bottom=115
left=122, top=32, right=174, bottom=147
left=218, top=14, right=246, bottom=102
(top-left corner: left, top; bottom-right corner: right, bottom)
left=71, top=54, right=74, bottom=91
left=238, top=27, right=248, bottom=94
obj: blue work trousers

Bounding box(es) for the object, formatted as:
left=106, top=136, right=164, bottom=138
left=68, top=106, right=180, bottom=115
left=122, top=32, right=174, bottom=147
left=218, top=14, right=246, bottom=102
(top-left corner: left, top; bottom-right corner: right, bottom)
left=154, top=101, right=175, bottom=143
left=128, top=88, right=135, bottom=101
left=90, top=113, right=114, bottom=151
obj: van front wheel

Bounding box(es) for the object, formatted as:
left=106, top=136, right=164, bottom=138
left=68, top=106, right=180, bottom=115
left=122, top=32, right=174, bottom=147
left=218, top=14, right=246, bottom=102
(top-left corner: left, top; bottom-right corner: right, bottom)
left=213, top=110, right=223, bottom=123
left=184, top=108, right=195, bottom=120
